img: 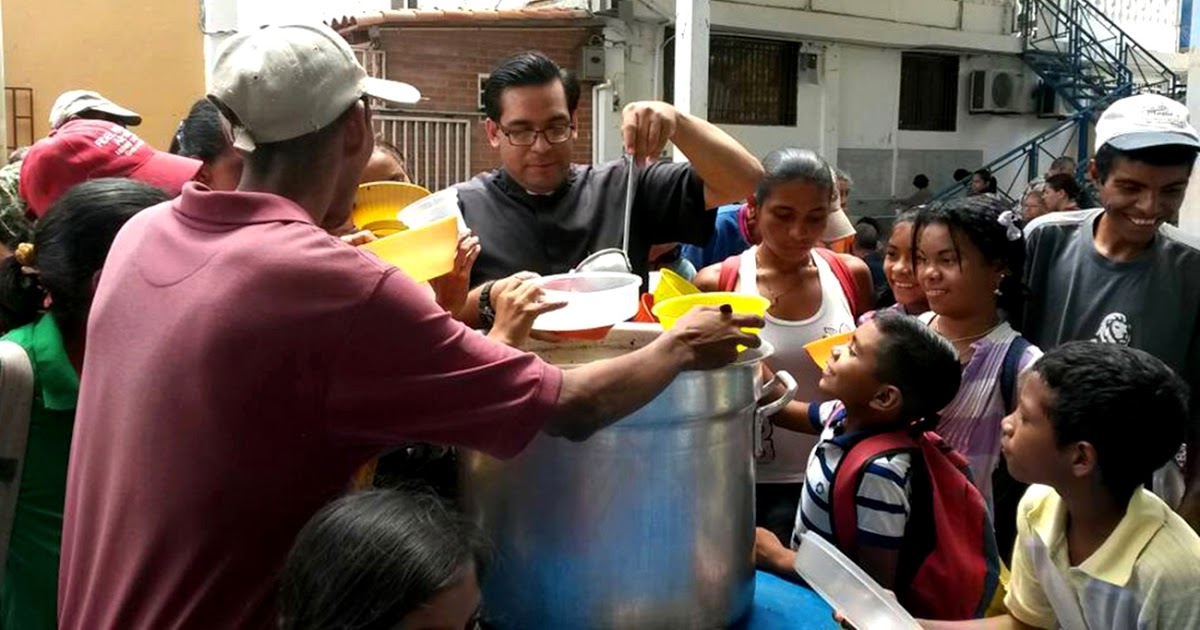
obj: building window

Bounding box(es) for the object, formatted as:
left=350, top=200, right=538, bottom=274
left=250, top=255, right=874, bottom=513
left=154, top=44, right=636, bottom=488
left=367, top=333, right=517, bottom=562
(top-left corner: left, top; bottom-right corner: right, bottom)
left=392, top=0, right=419, bottom=8
left=478, top=74, right=489, bottom=113
left=5, top=87, right=33, bottom=152
left=664, top=34, right=800, bottom=126
left=898, top=52, right=959, bottom=132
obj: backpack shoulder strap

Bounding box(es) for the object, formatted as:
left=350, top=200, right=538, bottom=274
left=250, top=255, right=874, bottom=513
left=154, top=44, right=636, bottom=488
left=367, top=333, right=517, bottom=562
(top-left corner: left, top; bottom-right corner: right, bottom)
left=0, top=339, right=35, bottom=584
left=814, top=248, right=860, bottom=319
left=1000, top=337, right=1031, bottom=414
left=830, top=430, right=917, bottom=557
left=717, top=254, right=741, bottom=292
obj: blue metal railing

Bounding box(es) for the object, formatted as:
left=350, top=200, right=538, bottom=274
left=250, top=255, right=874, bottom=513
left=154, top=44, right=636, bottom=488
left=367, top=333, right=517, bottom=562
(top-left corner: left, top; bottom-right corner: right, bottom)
left=933, top=0, right=1183, bottom=202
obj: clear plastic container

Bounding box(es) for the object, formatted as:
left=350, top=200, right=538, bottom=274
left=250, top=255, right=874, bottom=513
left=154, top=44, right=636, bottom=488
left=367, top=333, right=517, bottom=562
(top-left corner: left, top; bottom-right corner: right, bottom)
left=530, top=272, right=642, bottom=333
left=793, top=531, right=922, bottom=630
left=397, top=187, right=468, bottom=235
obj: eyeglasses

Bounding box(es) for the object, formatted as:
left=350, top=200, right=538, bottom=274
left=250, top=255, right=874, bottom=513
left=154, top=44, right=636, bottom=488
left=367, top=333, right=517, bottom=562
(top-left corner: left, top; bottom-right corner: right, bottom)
left=498, top=123, right=574, bottom=146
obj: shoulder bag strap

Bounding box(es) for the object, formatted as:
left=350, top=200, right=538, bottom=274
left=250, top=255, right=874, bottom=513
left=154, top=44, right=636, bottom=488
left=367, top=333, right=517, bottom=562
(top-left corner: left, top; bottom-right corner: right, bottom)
left=814, top=248, right=860, bottom=319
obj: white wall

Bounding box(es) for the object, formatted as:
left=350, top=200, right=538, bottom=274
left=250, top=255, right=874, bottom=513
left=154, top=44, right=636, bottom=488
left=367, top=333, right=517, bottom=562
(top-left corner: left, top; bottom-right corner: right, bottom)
left=1092, top=0, right=1182, bottom=55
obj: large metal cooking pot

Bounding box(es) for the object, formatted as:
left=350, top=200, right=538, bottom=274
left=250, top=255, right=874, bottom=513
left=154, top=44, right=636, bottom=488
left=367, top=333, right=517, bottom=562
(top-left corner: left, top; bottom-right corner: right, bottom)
left=461, top=325, right=797, bottom=629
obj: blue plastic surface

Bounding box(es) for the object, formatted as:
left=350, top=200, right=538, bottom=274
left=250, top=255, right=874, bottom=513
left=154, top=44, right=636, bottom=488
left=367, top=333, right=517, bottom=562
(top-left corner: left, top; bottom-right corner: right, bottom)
left=738, top=571, right=838, bottom=630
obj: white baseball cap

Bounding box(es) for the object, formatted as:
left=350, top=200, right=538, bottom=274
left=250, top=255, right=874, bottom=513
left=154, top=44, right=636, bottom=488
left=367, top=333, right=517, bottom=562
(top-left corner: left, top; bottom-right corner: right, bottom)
left=208, top=23, right=421, bottom=152
left=1094, top=94, right=1200, bottom=152
left=48, top=90, right=142, bottom=130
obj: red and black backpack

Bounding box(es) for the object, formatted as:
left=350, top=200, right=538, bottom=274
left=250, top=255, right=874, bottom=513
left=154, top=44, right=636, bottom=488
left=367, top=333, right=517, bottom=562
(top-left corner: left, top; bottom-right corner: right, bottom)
left=829, top=429, right=1002, bottom=620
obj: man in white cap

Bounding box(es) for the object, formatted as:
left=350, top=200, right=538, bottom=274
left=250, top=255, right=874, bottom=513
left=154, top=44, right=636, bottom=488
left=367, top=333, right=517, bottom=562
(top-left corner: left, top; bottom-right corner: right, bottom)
left=1023, top=93, right=1200, bottom=529
left=47, top=89, right=142, bottom=130
left=57, top=23, right=760, bottom=630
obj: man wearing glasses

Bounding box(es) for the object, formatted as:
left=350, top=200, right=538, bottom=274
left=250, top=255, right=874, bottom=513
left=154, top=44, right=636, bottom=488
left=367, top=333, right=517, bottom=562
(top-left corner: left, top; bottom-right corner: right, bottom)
left=457, top=51, right=763, bottom=328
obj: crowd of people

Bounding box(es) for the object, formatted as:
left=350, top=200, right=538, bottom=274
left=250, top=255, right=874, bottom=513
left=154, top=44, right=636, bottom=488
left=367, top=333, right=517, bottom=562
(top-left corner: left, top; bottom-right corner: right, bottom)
left=0, top=20, right=1198, bottom=630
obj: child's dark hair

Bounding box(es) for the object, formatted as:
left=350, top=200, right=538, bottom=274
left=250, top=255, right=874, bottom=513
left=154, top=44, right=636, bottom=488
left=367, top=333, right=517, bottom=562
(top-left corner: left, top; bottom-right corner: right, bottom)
left=1044, top=173, right=1081, bottom=202
left=1093, top=143, right=1198, bottom=183
left=972, top=168, right=998, bottom=194
left=754, top=148, right=833, bottom=206
left=892, top=208, right=920, bottom=230
left=913, top=195, right=1028, bottom=330
left=870, top=311, right=962, bottom=432
left=279, top=489, right=490, bottom=630
left=0, top=178, right=166, bottom=332
left=1032, top=342, right=1189, bottom=501
left=374, top=138, right=406, bottom=169
left=169, top=99, right=229, bottom=163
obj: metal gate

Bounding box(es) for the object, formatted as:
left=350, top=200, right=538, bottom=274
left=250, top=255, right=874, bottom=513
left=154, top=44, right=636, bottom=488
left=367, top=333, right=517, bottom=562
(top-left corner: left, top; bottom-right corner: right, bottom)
left=373, top=114, right=472, bottom=193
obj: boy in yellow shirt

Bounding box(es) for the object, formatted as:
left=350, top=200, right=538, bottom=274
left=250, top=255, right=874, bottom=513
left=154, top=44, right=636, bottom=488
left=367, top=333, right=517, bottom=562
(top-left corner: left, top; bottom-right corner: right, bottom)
left=924, top=342, right=1200, bottom=629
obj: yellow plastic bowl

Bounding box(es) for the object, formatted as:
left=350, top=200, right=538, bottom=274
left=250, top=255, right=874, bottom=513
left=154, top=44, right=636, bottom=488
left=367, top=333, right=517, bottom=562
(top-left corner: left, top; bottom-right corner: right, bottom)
left=653, top=268, right=700, bottom=303
left=652, top=293, right=769, bottom=334
left=353, top=182, right=432, bottom=234
left=361, top=215, right=457, bottom=282
left=804, top=331, right=854, bottom=370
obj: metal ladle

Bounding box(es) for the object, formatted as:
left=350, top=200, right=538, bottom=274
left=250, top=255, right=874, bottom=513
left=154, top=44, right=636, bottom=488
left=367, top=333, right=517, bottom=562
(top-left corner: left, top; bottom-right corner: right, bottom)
left=573, top=153, right=637, bottom=274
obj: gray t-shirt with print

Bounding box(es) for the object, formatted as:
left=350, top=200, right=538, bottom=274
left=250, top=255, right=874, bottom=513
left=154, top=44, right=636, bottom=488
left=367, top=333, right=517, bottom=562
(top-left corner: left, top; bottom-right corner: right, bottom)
left=1023, top=208, right=1200, bottom=435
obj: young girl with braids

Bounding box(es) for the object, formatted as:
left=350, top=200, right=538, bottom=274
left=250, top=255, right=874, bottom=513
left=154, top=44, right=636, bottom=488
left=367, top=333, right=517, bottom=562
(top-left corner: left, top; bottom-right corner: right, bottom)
left=913, top=194, right=1042, bottom=559
left=755, top=311, right=964, bottom=598
left=0, top=179, right=167, bottom=628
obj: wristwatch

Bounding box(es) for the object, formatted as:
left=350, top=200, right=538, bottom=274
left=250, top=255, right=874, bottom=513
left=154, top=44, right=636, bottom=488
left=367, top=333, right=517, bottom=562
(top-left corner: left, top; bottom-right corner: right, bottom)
left=478, top=280, right=497, bottom=328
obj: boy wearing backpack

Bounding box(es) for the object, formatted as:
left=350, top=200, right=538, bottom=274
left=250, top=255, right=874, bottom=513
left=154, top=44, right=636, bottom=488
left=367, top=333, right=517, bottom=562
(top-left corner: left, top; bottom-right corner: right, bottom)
left=756, top=311, right=1002, bottom=620
left=924, top=342, right=1200, bottom=630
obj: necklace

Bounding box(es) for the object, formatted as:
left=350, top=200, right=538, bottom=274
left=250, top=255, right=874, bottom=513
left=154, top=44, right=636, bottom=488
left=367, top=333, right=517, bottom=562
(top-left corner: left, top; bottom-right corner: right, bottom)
left=755, top=249, right=813, bottom=307
left=931, top=315, right=1002, bottom=344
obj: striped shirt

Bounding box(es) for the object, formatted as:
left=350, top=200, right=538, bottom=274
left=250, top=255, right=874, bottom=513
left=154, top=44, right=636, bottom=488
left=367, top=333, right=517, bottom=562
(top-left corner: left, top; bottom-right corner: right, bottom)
left=791, top=401, right=913, bottom=551
left=1007, top=485, right=1200, bottom=629
left=919, top=312, right=1041, bottom=509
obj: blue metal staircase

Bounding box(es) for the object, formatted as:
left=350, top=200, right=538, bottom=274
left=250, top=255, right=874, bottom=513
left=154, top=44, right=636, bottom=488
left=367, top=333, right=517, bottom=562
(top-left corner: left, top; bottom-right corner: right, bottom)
left=933, top=0, right=1184, bottom=202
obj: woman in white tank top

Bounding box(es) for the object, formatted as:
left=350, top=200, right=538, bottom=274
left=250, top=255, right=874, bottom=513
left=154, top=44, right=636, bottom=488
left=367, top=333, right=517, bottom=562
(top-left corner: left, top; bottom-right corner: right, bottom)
left=696, top=149, right=873, bottom=545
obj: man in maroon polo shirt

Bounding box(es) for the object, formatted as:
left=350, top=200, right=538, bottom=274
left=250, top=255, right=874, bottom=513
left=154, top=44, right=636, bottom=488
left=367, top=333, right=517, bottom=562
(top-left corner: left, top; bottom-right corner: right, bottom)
left=57, top=24, right=761, bottom=630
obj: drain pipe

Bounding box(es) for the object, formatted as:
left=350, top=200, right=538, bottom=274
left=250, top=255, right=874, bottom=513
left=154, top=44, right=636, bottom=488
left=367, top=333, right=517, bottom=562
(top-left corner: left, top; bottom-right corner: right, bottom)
left=592, top=80, right=613, bottom=164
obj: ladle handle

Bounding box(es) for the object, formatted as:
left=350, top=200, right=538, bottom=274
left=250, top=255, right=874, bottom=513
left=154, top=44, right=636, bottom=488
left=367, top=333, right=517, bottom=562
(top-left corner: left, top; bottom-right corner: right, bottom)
left=622, top=153, right=635, bottom=254
left=755, top=370, right=797, bottom=459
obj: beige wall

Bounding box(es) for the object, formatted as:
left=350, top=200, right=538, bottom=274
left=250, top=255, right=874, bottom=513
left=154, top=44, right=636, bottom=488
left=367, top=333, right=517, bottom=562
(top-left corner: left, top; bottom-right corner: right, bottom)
left=3, top=0, right=206, bottom=151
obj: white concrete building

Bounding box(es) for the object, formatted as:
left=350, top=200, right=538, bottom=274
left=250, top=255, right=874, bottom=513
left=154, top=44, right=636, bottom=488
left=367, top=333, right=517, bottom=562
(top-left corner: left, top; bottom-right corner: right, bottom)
left=201, top=0, right=1191, bottom=219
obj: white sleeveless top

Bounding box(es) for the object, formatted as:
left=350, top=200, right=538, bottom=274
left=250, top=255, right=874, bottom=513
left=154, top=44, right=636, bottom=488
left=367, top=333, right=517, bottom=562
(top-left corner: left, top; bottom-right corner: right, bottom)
left=737, top=246, right=857, bottom=484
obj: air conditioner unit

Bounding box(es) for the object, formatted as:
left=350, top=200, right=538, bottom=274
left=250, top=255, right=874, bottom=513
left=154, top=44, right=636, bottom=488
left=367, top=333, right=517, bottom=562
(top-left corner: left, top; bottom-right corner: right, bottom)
left=590, top=0, right=624, bottom=16
left=1033, top=81, right=1067, bottom=118
left=969, top=69, right=1024, bottom=114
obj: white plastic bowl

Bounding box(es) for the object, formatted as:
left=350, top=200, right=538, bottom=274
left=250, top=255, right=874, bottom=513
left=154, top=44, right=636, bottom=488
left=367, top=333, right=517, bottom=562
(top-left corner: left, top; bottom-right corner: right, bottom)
left=530, top=272, right=642, bottom=333
left=793, top=531, right=922, bottom=630
left=397, top=187, right=468, bottom=235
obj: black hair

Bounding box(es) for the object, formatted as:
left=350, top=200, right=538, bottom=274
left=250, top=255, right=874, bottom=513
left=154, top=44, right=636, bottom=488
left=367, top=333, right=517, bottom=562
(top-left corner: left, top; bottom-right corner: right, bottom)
left=870, top=311, right=962, bottom=432
left=855, top=223, right=879, bottom=250
left=893, top=208, right=920, bottom=228
left=1043, top=173, right=1081, bottom=201
left=913, top=174, right=930, bottom=189
left=971, top=168, right=998, bottom=194
left=1049, top=155, right=1076, bottom=173
left=1032, top=342, right=1189, bottom=501
left=913, top=195, right=1028, bottom=330
left=170, top=99, right=229, bottom=163
left=373, top=138, right=406, bottom=168
left=482, top=52, right=581, bottom=122
left=754, top=148, right=833, bottom=206
left=836, top=168, right=853, bottom=188
left=0, top=178, right=166, bottom=332
left=855, top=216, right=882, bottom=233
left=280, top=489, right=490, bottom=630
left=1093, top=143, right=1199, bottom=183
left=953, top=168, right=971, bottom=182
